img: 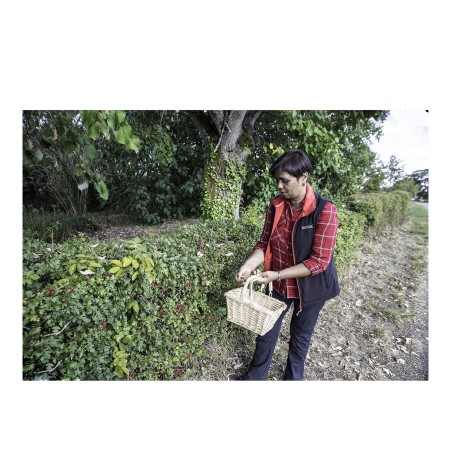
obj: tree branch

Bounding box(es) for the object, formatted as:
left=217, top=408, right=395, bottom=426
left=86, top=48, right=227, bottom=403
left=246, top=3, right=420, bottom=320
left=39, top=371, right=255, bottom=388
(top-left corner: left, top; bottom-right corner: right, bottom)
left=44, top=321, right=71, bottom=337
left=37, top=360, right=63, bottom=375
left=243, top=110, right=263, bottom=147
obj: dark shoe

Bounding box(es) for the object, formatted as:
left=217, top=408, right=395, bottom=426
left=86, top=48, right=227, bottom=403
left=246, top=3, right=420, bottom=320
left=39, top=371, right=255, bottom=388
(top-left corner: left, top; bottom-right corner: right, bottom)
left=227, top=374, right=243, bottom=381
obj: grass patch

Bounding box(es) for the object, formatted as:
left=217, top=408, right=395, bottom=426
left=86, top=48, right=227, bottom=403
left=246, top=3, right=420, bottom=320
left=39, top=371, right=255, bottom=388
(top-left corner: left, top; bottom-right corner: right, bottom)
left=372, top=326, right=387, bottom=337
left=407, top=203, right=428, bottom=238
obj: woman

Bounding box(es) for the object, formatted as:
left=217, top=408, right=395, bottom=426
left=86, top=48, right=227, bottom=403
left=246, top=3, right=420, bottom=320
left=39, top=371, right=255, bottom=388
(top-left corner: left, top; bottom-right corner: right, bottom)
left=229, top=150, right=340, bottom=381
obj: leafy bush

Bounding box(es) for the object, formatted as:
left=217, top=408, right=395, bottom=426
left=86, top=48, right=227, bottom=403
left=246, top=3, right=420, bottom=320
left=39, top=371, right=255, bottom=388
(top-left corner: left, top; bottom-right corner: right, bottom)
left=347, top=192, right=410, bottom=231
left=334, top=207, right=365, bottom=274
left=390, top=191, right=410, bottom=222
left=23, top=219, right=262, bottom=381
left=347, top=194, right=383, bottom=229
left=23, top=207, right=98, bottom=243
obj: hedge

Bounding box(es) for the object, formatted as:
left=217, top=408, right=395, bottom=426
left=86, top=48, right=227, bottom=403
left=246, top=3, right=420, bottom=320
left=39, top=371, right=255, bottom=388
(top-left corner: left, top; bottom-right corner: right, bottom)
left=22, top=220, right=261, bottom=380
left=22, top=193, right=408, bottom=380
left=334, top=207, right=365, bottom=274
left=347, top=191, right=410, bottom=230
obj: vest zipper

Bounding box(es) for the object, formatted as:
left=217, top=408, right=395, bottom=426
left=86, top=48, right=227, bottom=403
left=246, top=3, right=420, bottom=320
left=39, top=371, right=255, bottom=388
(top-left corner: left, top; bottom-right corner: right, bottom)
left=291, top=219, right=303, bottom=315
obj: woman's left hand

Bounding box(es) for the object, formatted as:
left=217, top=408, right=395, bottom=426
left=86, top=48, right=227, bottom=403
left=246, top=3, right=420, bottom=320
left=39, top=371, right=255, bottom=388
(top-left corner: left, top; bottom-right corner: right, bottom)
left=255, top=271, right=278, bottom=285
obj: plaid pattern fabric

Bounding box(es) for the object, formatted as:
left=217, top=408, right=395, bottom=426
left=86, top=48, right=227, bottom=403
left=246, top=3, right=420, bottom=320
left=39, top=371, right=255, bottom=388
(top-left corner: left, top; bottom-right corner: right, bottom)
left=254, top=199, right=338, bottom=299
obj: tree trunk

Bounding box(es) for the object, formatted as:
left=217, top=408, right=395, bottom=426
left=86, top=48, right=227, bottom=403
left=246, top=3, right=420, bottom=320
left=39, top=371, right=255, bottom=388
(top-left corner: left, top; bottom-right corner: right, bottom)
left=186, top=110, right=262, bottom=220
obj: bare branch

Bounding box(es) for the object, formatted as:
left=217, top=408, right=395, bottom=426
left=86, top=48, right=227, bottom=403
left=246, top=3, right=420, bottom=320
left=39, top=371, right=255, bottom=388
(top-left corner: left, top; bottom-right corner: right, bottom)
left=37, top=360, right=63, bottom=375
left=44, top=321, right=71, bottom=337
left=208, top=111, right=225, bottom=134
left=243, top=110, right=263, bottom=147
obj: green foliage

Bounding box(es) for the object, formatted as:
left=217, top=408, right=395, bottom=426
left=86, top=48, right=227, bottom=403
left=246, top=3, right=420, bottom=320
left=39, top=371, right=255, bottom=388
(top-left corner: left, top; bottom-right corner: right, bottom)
left=23, top=110, right=141, bottom=215
left=334, top=206, right=366, bottom=274
left=246, top=110, right=388, bottom=204
left=386, top=155, right=405, bottom=185
left=362, top=156, right=387, bottom=193
left=23, top=207, right=98, bottom=243
left=407, top=202, right=428, bottom=238
left=347, top=194, right=383, bottom=229
left=201, top=149, right=247, bottom=220
left=22, top=219, right=262, bottom=381
left=389, top=177, right=420, bottom=198
left=347, top=191, right=410, bottom=230
left=99, top=114, right=206, bottom=223
left=409, top=169, right=429, bottom=200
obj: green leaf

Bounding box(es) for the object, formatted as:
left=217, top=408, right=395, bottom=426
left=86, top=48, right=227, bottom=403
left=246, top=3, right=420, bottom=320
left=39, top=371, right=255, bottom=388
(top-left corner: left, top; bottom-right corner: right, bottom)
left=122, top=335, right=132, bottom=344
left=121, top=366, right=130, bottom=376
left=115, top=367, right=123, bottom=378
left=128, top=135, right=140, bottom=152
left=116, top=111, right=126, bottom=125
left=108, top=266, right=121, bottom=274
left=88, top=261, right=102, bottom=268
left=131, top=271, right=139, bottom=281
left=63, top=141, right=77, bottom=155
left=107, top=110, right=126, bottom=129
left=114, top=124, right=132, bottom=146
left=88, top=122, right=101, bottom=140
left=122, top=257, right=132, bottom=267
left=81, top=110, right=98, bottom=129
left=84, top=144, right=97, bottom=160
left=77, top=180, right=89, bottom=191
left=131, top=259, right=139, bottom=269
left=133, top=301, right=139, bottom=313
left=111, top=260, right=122, bottom=267
left=69, top=264, right=77, bottom=275
left=76, top=133, right=91, bottom=146
left=73, top=166, right=84, bottom=177
left=95, top=180, right=109, bottom=201
left=119, top=342, right=126, bottom=352
left=118, top=359, right=127, bottom=367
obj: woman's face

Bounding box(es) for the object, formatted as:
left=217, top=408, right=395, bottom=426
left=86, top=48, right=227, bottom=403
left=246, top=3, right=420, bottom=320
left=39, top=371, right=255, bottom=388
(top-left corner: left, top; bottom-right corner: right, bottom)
left=276, top=171, right=308, bottom=203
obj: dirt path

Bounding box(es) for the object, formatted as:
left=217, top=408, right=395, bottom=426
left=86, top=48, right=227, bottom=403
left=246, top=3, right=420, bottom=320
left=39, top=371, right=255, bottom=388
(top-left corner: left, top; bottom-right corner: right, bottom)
left=271, top=221, right=429, bottom=381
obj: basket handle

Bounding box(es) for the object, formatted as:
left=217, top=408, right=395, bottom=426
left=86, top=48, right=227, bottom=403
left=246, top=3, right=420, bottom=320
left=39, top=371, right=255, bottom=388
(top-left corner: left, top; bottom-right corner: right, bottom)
left=241, top=275, right=273, bottom=301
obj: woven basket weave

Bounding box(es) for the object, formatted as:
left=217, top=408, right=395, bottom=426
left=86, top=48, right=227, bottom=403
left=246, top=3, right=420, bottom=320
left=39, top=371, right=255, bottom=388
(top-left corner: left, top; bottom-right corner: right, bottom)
left=225, top=275, right=287, bottom=335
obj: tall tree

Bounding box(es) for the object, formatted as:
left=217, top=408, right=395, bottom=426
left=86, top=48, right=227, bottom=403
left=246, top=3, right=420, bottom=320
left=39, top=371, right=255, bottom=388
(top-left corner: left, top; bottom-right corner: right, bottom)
left=386, top=155, right=405, bottom=185
left=186, top=110, right=262, bottom=220
left=409, top=169, right=429, bottom=200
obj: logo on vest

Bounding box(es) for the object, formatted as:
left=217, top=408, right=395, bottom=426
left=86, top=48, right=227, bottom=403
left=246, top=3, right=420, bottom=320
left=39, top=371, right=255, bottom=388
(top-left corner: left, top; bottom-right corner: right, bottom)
left=302, top=225, right=314, bottom=229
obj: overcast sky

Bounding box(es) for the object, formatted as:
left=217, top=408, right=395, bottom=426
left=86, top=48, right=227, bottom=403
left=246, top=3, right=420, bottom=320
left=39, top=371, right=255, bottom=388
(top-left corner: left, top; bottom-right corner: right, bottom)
left=370, top=110, right=429, bottom=176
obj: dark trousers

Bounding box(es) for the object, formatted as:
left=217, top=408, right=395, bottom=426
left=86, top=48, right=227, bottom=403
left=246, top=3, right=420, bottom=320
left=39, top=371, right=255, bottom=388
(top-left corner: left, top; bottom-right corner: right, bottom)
left=242, top=291, right=325, bottom=381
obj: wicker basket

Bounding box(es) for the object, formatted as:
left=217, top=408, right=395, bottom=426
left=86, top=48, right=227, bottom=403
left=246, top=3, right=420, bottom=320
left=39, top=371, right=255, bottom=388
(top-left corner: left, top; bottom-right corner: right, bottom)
left=225, top=275, right=287, bottom=335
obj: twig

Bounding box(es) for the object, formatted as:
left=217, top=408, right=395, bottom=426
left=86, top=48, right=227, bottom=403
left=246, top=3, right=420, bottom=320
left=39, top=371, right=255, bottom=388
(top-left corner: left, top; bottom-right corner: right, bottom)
left=37, top=360, right=62, bottom=375
left=44, top=321, right=71, bottom=337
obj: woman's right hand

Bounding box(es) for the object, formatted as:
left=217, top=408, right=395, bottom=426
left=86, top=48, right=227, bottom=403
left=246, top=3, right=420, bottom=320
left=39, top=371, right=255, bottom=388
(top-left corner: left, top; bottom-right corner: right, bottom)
left=235, top=266, right=260, bottom=284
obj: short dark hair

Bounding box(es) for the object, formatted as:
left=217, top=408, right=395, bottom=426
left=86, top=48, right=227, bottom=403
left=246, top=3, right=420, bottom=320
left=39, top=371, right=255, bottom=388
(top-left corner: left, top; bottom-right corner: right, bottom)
left=269, top=150, right=312, bottom=179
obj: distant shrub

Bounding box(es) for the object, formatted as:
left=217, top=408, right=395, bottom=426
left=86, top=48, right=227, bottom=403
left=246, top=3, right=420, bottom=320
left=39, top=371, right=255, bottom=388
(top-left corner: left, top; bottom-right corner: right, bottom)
left=23, top=207, right=97, bottom=243
left=334, top=206, right=365, bottom=274
left=347, top=192, right=409, bottom=231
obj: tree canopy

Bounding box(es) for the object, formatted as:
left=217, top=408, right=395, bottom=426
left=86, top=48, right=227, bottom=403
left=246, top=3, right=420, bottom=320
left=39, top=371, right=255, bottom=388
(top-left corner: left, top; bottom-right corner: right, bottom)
left=23, top=110, right=391, bottom=222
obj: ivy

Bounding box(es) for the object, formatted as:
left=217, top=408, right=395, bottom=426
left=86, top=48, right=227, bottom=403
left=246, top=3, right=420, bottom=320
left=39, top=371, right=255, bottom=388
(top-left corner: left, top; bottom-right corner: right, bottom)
left=201, top=148, right=247, bottom=220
